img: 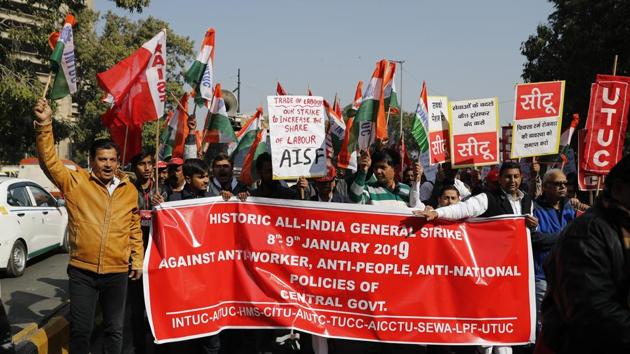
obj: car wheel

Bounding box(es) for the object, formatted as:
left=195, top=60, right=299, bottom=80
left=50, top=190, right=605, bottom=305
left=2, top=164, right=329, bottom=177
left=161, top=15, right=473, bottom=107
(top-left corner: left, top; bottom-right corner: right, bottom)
left=7, top=240, right=26, bottom=277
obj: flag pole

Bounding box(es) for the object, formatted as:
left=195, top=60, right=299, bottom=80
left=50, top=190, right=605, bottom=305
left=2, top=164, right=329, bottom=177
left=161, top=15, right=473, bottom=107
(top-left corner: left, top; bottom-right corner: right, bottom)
left=399, top=61, right=404, bottom=142
left=168, top=91, right=190, bottom=118
left=122, top=126, right=129, bottom=164
left=155, top=116, right=161, bottom=195
left=41, top=72, right=53, bottom=99
left=201, top=92, right=216, bottom=154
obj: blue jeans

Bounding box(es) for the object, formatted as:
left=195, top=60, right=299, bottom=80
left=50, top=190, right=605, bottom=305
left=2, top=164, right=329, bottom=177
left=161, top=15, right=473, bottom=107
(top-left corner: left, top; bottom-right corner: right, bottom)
left=68, top=266, right=128, bottom=354
left=535, top=278, right=547, bottom=336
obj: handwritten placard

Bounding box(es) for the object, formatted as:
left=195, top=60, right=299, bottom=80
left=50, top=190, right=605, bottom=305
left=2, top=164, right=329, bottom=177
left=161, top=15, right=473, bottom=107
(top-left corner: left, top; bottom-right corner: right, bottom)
left=268, top=96, right=327, bottom=179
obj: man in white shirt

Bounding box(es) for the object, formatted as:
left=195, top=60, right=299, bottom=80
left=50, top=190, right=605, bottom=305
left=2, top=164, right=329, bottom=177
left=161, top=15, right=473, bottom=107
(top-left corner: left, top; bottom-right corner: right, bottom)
left=416, top=161, right=538, bottom=229
left=415, top=161, right=538, bottom=354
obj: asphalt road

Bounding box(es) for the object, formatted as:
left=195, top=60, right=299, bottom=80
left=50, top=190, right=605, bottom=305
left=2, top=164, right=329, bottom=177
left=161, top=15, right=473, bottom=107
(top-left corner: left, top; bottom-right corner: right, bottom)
left=1, top=251, right=69, bottom=334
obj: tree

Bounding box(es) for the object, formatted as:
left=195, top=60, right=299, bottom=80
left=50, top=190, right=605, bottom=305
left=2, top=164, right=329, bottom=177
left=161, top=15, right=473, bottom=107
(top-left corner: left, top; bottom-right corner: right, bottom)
left=521, top=0, right=630, bottom=154
left=0, top=0, right=193, bottom=164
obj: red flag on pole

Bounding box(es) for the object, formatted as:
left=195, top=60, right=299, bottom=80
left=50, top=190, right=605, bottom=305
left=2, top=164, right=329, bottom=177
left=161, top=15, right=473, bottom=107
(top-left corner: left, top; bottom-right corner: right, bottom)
left=98, top=30, right=167, bottom=127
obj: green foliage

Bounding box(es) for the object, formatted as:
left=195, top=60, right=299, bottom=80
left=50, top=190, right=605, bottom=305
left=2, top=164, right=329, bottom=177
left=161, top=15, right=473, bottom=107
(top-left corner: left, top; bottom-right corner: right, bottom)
left=521, top=0, right=630, bottom=155
left=0, top=0, right=193, bottom=164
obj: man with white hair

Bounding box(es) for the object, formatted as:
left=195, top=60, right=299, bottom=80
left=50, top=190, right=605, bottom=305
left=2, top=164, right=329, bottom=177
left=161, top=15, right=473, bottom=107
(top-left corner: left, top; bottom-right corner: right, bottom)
left=531, top=169, right=577, bottom=335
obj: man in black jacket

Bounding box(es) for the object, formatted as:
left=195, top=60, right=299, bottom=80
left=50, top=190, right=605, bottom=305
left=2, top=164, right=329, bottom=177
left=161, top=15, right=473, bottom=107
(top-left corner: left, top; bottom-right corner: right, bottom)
left=537, top=154, right=630, bottom=354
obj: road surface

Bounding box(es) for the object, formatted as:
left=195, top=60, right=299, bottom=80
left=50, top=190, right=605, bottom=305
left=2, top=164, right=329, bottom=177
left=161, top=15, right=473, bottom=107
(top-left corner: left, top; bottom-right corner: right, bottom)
left=1, top=252, right=69, bottom=334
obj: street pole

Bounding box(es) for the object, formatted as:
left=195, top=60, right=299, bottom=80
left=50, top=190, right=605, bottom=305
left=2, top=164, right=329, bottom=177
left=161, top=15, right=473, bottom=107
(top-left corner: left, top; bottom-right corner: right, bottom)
left=388, top=59, right=405, bottom=143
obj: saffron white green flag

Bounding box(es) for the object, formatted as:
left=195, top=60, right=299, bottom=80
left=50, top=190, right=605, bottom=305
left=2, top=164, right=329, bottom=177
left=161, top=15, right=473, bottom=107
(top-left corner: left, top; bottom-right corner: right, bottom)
left=48, top=14, right=77, bottom=100
left=184, top=28, right=215, bottom=106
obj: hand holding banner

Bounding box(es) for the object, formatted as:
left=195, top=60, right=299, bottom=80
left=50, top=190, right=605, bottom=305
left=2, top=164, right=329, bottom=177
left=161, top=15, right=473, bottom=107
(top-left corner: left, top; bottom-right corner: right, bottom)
left=144, top=198, right=534, bottom=346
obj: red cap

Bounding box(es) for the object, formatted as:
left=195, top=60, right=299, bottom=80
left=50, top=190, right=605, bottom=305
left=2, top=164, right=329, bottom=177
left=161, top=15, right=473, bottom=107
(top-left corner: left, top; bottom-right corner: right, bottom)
left=168, top=157, right=184, bottom=166
left=486, top=168, right=499, bottom=182
left=315, top=165, right=337, bottom=183
left=157, top=161, right=167, bottom=169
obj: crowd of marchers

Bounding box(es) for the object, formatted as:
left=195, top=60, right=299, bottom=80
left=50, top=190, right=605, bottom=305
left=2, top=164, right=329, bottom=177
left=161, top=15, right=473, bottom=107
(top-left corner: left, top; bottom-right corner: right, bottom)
left=20, top=98, right=630, bottom=354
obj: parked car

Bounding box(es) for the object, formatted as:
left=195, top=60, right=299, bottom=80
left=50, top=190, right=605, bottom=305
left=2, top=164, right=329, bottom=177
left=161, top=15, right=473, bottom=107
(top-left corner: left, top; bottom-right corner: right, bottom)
left=0, top=177, right=68, bottom=277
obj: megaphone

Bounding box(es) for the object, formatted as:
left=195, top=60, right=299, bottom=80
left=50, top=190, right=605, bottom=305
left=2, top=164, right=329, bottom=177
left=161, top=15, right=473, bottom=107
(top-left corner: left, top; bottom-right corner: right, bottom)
left=222, top=89, right=238, bottom=116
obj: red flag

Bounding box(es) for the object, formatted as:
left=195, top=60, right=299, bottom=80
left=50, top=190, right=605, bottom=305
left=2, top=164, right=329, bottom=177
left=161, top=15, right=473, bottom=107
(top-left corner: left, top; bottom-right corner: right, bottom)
left=307, top=88, right=313, bottom=96
left=171, top=92, right=190, bottom=158
left=276, top=82, right=287, bottom=96
left=98, top=31, right=167, bottom=127
left=109, top=123, right=142, bottom=165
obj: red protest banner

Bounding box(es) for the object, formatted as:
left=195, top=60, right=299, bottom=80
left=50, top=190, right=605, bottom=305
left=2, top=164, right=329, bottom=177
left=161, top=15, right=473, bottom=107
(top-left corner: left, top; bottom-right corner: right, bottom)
left=144, top=198, right=534, bottom=345
left=511, top=81, right=565, bottom=158
left=578, top=129, right=605, bottom=191
left=582, top=75, right=630, bottom=174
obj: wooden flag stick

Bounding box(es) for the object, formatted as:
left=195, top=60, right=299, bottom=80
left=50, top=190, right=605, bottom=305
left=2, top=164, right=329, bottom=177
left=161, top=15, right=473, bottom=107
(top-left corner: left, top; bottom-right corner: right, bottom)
left=122, top=125, right=129, bottom=165
left=41, top=72, right=53, bottom=99
left=168, top=91, right=190, bottom=119
left=155, top=116, right=161, bottom=195
left=201, top=94, right=216, bottom=154
left=613, top=54, right=619, bottom=76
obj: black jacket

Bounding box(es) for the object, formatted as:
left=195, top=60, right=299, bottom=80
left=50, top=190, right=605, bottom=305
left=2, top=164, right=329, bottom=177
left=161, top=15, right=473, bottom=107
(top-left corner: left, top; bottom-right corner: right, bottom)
left=540, top=197, right=630, bottom=353
left=479, top=189, right=532, bottom=217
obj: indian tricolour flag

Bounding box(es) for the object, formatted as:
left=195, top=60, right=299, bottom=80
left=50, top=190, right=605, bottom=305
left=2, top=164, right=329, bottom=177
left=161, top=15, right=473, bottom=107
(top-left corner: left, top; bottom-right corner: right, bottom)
left=338, top=81, right=363, bottom=171
left=48, top=14, right=77, bottom=100
left=383, top=61, right=399, bottom=114
left=324, top=100, right=346, bottom=155
left=165, top=92, right=191, bottom=158
left=184, top=28, right=215, bottom=106
left=231, top=106, right=263, bottom=168
left=351, top=60, right=388, bottom=151
left=411, top=81, right=430, bottom=153
left=239, top=128, right=269, bottom=186
left=204, top=83, right=236, bottom=144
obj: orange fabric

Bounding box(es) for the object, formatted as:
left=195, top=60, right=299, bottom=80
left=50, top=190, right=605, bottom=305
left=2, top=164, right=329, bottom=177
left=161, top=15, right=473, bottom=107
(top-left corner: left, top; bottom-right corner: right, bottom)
left=36, top=123, right=143, bottom=273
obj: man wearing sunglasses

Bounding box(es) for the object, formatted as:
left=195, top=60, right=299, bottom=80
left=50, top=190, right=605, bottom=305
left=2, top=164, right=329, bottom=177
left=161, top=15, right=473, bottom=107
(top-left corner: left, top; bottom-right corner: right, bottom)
left=531, top=169, right=576, bottom=336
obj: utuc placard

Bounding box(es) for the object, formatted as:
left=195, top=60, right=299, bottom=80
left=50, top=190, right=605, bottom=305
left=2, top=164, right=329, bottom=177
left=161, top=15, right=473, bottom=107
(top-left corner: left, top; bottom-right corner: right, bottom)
left=511, top=81, right=565, bottom=159
left=448, top=97, right=500, bottom=168
left=427, top=96, right=450, bottom=164
left=582, top=75, right=630, bottom=174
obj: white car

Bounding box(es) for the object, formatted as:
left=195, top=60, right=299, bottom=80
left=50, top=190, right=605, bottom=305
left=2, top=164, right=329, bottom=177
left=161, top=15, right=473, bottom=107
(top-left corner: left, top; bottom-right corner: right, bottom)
left=0, top=177, right=68, bottom=277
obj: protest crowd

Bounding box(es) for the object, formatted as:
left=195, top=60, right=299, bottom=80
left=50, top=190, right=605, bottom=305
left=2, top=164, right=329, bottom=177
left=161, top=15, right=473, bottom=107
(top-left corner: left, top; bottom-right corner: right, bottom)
left=6, top=17, right=629, bottom=354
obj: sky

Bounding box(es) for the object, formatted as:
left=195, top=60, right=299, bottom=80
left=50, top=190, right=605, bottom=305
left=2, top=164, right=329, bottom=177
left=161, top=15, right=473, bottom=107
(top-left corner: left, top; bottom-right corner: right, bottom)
left=94, top=0, right=555, bottom=126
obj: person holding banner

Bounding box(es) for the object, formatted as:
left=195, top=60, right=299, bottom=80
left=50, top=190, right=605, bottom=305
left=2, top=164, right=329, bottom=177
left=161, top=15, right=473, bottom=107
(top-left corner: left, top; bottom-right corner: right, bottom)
left=161, top=158, right=220, bottom=353
left=33, top=98, right=143, bottom=354
left=167, top=159, right=213, bottom=201
left=251, top=153, right=298, bottom=199
left=207, top=152, right=250, bottom=201
left=537, top=155, right=630, bottom=354
left=438, top=185, right=461, bottom=207
left=350, top=148, right=424, bottom=209
left=416, top=161, right=538, bottom=228
left=124, top=151, right=159, bottom=354
left=415, top=161, right=537, bottom=354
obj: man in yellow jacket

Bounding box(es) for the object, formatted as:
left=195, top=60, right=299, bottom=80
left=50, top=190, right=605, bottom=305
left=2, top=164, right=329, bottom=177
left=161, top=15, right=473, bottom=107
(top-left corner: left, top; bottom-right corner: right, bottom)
left=33, top=98, right=143, bottom=354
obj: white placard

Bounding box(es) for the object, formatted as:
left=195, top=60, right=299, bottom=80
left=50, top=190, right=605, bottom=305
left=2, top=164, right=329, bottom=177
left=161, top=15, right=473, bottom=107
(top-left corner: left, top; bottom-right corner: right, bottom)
left=268, top=96, right=327, bottom=179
